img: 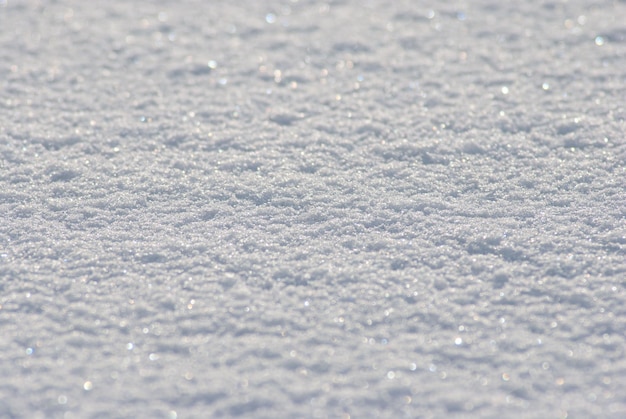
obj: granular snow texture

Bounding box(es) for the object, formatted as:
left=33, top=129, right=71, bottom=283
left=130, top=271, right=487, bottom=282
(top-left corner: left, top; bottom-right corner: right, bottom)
left=1, top=0, right=625, bottom=418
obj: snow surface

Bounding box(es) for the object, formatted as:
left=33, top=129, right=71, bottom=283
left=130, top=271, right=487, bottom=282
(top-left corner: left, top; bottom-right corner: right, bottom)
left=1, top=0, right=625, bottom=417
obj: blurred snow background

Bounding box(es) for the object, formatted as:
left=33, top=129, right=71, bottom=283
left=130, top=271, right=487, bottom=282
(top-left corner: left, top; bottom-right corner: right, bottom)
left=1, top=0, right=625, bottom=417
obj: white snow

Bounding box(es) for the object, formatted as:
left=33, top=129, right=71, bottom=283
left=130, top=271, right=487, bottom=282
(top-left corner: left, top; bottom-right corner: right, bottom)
left=1, top=0, right=625, bottom=417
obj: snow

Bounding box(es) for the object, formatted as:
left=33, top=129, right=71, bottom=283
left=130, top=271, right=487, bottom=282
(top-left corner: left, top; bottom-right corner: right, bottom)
left=1, top=0, right=625, bottom=417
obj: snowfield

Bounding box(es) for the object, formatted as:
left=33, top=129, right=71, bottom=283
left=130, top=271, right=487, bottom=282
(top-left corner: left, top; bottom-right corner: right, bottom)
left=1, top=0, right=625, bottom=417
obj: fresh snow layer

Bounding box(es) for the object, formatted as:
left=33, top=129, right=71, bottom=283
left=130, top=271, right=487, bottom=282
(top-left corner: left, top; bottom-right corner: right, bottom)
left=1, top=0, right=625, bottom=418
